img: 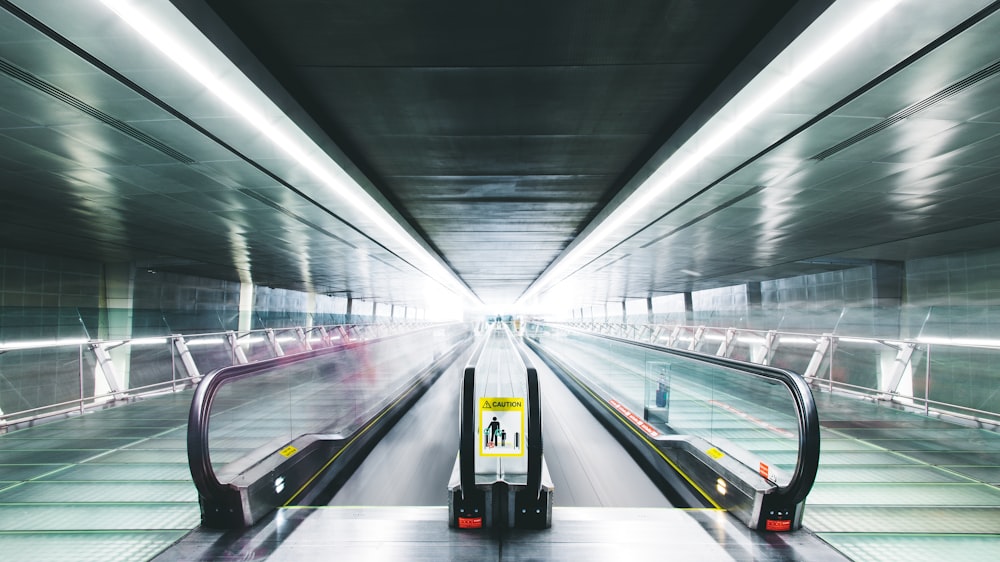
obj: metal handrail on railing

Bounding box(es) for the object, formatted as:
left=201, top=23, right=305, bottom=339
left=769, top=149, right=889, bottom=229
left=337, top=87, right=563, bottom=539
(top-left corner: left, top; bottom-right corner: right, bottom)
left=0, top=322, right=417, bottom=431
left=567, top=321, right=1000, bottom=427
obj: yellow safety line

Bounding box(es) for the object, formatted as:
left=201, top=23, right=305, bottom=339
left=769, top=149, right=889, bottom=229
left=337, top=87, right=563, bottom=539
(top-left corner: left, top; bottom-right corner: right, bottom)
left=283, top=379, right=422, bottom=506
left=560, top=364, right=723, bottom=510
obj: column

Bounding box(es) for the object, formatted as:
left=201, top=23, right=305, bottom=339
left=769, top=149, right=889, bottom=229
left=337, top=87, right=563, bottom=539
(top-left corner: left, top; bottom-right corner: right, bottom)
left=99, top=262, right=134, bottom=391
left=746, top=281, right=762, bottom=327
left=872, top=260, right=904, bottom=339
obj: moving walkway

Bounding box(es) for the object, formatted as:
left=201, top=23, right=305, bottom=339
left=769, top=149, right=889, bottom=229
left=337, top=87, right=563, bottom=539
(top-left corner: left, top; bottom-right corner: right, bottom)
left=448, top=323, right=553, bottom=529
left=1, top=320, right=847, bottom=561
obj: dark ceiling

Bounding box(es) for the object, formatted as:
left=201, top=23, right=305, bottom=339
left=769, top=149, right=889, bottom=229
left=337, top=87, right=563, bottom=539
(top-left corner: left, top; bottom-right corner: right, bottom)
left=195, top=0, right=803, bottom=306
left=2, top=0, right=1000, bottom=310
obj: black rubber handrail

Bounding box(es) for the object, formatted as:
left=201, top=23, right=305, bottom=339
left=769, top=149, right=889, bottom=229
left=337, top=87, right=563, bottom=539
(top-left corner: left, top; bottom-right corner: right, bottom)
left=530, top=323, right=820, bottom=507
left=458, top=335, right=490, bottom=497
left=522, top=358, right=543, bottom=500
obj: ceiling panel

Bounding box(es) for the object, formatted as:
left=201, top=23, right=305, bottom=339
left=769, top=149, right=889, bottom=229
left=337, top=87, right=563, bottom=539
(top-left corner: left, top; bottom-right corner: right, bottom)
left=193, top=0, right=805, bottom=304
left=4, top=0, right=1000, bottom=312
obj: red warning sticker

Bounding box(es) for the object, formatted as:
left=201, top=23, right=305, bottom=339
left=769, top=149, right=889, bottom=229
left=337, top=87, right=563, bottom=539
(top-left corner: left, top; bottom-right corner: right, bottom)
left=608, top=399, right=660, bottom=437
left=765, top=519, right=792, bottom=532
left=458, top=517, right=482, bottom=529
left=759, top=462, right=769, bottom=480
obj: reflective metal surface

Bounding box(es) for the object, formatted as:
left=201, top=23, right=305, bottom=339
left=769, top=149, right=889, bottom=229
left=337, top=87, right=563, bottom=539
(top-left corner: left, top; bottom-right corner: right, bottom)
left=154, top=506, right=849, bottom=562
left=0, top=0, right=819, bottom=306
left=3, top=1, right=1000, bottom=310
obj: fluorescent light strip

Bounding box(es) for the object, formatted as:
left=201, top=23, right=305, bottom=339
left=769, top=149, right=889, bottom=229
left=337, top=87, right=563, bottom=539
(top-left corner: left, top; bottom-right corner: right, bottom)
left=520, top=0, right=902, bottom=303
left=916, top=336, right=1000, bottom=348
left=779, top=336, right=819, bottom=345
left=185, top=338, right=226, bottom=347
left=101, top=337, right=169, bottom=347
left=100, top=0, right=472, bottom=301
left=0, top=338, right=89, bottom=351
left=836, top=336, right=887, bottom=345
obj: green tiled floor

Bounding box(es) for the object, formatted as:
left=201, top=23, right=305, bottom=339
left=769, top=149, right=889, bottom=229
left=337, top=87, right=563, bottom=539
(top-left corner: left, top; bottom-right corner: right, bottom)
left=0, top=504, right=200, bottom=531
left=808, top=482, right=1000, bottom=506
left=805, top=506, right=1000, bottom=534
left=0, top=392, right=199, bottom=562
left=820, top=533, right=1000, bottom=562
left=0, top=532, right=190, bottom=562
left=0, top=481, right=198, bottom=503
left=807, top=391, right=1000, bottom=561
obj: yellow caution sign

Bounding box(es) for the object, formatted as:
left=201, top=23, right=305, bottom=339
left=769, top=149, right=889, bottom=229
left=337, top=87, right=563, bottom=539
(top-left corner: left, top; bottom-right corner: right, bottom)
left=479, top=397, right=525, bottom=457
left=706, top=447, right=725, bottom=460
left=278, top=445, right=298, bottom=458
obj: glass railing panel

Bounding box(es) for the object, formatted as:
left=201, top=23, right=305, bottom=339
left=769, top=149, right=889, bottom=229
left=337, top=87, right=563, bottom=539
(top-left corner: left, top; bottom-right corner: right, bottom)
left=728, top=339, right=753, bottom=363
left=0, top=343, right=95, bottom=415
left=767, top=337, right=815, bottom=377
left=909, top=304, right=993, bottom=341
left=827, top=339, right=883, bottom=396
left=914, top=344, right=1000, bottom=418
left=595, top=316, right=1000, bottom=427
left=657, top=358, right=800, bottom=486
left=185, top=334, right=235, bottom=373
left=240, top=334, right=274, bottom=363
left=202, top=324, right=468, bottom=484
left=528, top=323, right=807, bottom=488
left=305, top=328, right=332, bottom=349
left=275, top=328, right=307, bottom=356
left=208, top=370, right=298, bottom=478
left=126, top=338, right=180, bottom=389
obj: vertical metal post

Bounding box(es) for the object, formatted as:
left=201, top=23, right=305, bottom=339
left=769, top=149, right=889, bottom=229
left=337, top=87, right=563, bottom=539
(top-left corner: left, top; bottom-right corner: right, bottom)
left=689, top=326, right=705, bottom=351
left=171, top=338, right=177, bottom=392
left=880, top=342, right=916, bottom=399
left=297, top=327, right=312, bottom=351
left=173, top=335, right=201, bottom=382
left=265, top=328, right=285, bottom=357
left=755, top=330, right=778, bottom=366
left=925, top=344, right=931, bottom=416
left=92, top=343, right=123, bottom=399
left=650, top=326, right=662, bottom=344
left=667, top=325, right=682, bottom=348
left=226, top=331, right=249, bottom=364
left=79, top=344, right=85, bottom=414
left=717, top=328, right=737, bottom=358
left=804, top=335, right=831, bottom=380
left=828, top=337, right=836, bottom=392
